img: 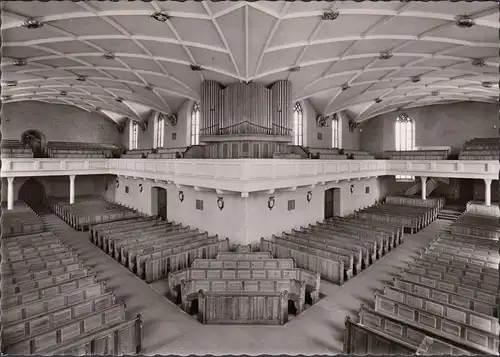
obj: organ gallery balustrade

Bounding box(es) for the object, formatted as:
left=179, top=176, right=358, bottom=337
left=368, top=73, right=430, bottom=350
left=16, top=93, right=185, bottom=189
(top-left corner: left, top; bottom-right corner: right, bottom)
left=1, top=159, right=498, bottom=193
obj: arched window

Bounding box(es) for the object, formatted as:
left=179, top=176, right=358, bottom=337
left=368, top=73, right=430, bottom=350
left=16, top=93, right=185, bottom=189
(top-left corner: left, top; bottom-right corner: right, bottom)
left=395, top=113, right=415, bottom=180
left=190, top=102, right=200, bottom=146
left=332, top=113, right=341, bottom=148
left=293, top=102, right=303, bottom=146
left=130, top=121, right=138, bottom=149
left=155, top=114, right=164, bottom=148
left=395, top=113, right=414, bottom=151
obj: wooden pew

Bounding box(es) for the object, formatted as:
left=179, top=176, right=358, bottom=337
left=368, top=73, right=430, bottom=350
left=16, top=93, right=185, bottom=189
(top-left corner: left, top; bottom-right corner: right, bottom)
left=311, top=224, right=388, bottom=256
left=279, top=232, right=361, bottom=274
left=197, top=290, right=289, bottom=325
left=272, top=234, right=354, bottom=279
left=104, top=223, right=184, bottom=256
left=289, top=229, right=372, bottom=268
left=260, top=238, right=345, bottom=285
left=344, top=314, right=418, bottom=355
left=216, top=252, right=273, bottom=260
left=116, top=227, right=191, bottom=263
left=100, top=222, right=179, bottom=254
left=348, top=305, right=477, bottom=354
left=143, top=238, right=231, bottom=282
left=326, top=216, right=403, bottom=244
left=422, top=248, right=499, bottom=270
left=3, top=302, right=134, bottom=354
left=373, top=292, right=499, bottom=354
left=399, top=268, right=499, bottom=295
left=382, top=285, right=500, bottom=335
left=1, top=262, right=86, bottom=286
left=168, top=266, right=320, bottom=303
left=2, top=267, right=92, bottom=295
left=131, top=232, right=213, bottom=273
left=316, top=220, right=396, bottom=252
left=393, top=277, right=499, bottom=318
left=38, top=314, right=142, bottom=355
left=192, top=258, right=295, bottom=269
left=413, top=256, right=498, bottom=278
left=1, top=274, right=98, bottom=310
left=180, top=278, right=306, bottom=315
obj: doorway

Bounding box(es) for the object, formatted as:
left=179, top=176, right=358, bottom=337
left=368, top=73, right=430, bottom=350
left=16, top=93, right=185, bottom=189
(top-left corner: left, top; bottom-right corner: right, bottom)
left=18, top=178, right=46, bottom=206
left=458, top=179, right=474, bottom=204
left=152, top=187, right=167, bottom=220
left=324, top=188, right=340, bottom=219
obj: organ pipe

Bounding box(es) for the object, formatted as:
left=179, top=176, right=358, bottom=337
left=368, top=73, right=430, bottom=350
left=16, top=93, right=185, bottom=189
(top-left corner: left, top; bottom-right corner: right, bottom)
left=199, top=80, right=292, bottom=137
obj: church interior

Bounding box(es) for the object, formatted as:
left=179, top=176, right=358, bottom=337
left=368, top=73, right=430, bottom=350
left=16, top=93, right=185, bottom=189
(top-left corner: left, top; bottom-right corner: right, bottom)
left=1, top=0, right=499, bottom=355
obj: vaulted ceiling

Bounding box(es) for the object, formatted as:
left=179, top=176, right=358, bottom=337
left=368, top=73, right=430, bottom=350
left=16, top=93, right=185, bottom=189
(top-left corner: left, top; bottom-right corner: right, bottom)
left=1, top=1, right=498, bottom=124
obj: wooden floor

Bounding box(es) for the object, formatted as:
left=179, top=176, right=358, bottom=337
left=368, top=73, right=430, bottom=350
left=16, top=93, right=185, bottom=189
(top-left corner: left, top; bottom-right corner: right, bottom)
left=39, top=209, right=452, bottom=355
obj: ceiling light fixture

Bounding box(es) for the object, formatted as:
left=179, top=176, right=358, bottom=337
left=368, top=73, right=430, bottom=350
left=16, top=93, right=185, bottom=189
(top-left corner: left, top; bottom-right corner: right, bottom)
left=2, top=95, right=12, bottom=101
left=151, top=11, right=170, bottom=22
left=103, top=52, right=115, bottom=60
left=341, top=83, right=351, bottom=91
left=411, top=76, right=421, bottom=83
left=455, top=15, right=475, bottom=28
left=321, top=11, right=339, bottom=21
left=482, top=81, right=493, bottom=88
left=471, top=58, right=486, bottom=67
left=431, top=91, right=439, bottom=96
left=144, top=84, right=154, bottom=91
left=115, top=97, right=124, bottom=102
left=21, top=19, right=43, bottom=29
left=76, top=75, right=87, bottom=81
left=289, top=66, right=301, bottom=72
left=13, top=59, right=27, bottom=66
left=374, top=98, right=382, bottom=103
left=190, top=64, right=202, bottom=71
left=60, top=91, right=67, bottom=96
left=6, top=80, right=18, bottom=87
left=379, top=52, right=393, bottom=60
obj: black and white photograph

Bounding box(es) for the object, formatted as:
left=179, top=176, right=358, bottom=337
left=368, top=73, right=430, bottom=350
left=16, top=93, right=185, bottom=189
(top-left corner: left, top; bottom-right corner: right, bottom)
left=0, top=0, right=499, bottom=355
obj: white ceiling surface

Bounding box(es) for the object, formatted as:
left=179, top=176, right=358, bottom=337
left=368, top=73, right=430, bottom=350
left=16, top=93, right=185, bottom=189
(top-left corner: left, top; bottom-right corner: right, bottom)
left=1, top=1, right=499, bottom=124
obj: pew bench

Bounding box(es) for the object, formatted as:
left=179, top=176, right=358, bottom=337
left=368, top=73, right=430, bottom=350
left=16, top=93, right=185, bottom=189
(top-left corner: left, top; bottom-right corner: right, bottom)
left=180, top=278, right=306, bottom=317
left=168, top=266, right=321, bottom=304
left=260, top=238, right=346, bottom=285
left=197, top=290, right=289, bottom=325
left=373, top=291, right=499, bottom=354
left=144, top=238, right=231, bottom=283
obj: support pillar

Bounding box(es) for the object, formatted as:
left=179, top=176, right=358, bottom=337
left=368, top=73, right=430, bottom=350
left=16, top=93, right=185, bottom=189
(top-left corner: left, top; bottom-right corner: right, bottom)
left=7, top=177, right=14, bottom=210
left=69, top=175, right=75, bottom=204
left=421, top=176, right=427, bottom=200
left=484, top=178, right=492, bottom=207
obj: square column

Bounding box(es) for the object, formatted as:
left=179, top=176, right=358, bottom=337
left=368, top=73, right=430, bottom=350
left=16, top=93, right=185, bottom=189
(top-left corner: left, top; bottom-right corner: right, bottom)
left=69, top=175, right=76, bottom=204
left=421, top=176, right=427, bottom=200
left=484, top=179, right=492, bottom=206
left=7, top=177, right=14, bottom=210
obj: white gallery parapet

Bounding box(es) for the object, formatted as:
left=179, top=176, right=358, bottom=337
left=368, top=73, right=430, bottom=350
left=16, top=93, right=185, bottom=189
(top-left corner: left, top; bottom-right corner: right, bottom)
left=1, top=158, right=498, bottom=193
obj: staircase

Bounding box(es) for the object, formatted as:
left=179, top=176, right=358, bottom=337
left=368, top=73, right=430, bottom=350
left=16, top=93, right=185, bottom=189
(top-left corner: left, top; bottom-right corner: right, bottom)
left=404, top=177, right=440, bottom=197
left=437, top=205, right=465, bottom=222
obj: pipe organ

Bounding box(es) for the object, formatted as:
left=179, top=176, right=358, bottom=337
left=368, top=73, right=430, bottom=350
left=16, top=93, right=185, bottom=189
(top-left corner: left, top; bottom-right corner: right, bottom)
left=198, top=80, right=293, bottom=158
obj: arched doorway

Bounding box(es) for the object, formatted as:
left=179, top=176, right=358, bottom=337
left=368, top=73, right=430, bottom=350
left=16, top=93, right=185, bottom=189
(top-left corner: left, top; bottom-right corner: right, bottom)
left=18, top=178, right=46, bottom=206
left=151, top=186, right=167, bottom=220
left=21, top=130, right=46, bottom=158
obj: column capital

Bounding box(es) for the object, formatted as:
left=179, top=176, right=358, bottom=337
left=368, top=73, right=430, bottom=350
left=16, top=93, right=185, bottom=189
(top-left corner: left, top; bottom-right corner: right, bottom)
left=69, top=174, right=76, bottom=180
left=421, top=176, right=428, bottom=181
left=7, top=177, right=14, bottom=183
left=484, top=178, right=492, bottom=185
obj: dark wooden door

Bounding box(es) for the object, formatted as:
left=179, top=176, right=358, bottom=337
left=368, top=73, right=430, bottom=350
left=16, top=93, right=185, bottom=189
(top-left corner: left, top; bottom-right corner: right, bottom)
left=157, top=188, right=167, bottom=220
left=324, top=188, right=335, bottom=219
